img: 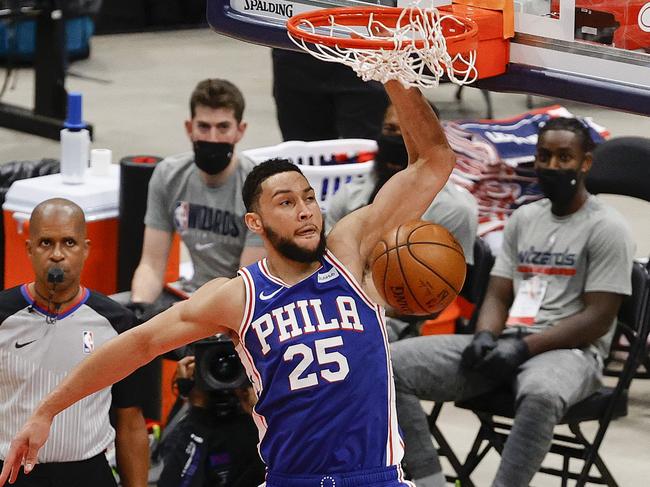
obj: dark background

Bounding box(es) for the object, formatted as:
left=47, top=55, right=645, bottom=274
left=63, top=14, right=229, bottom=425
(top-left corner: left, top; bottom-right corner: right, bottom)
left=95, top=0, right=207, bottom=34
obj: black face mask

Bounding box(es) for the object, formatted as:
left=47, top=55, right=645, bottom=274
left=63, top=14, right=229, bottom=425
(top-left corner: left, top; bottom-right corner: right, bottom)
left=375, top=134, right=409, bottom=181
left=536, top=168, right=580, bottom=206
left=193, top=141, right=234, bottom=175
left=367, top=134, right=409, bottom=205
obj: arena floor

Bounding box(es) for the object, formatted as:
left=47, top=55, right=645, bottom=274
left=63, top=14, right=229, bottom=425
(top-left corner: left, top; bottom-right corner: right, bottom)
left=0, top=28, right=648, bottom=486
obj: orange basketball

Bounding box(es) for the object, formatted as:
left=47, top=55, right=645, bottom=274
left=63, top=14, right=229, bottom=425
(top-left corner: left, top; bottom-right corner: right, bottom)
left=370, top=220, right=466, bottom=316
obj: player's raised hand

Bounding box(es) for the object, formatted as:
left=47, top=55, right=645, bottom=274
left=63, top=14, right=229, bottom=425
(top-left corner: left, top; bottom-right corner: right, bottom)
left=369, top=20, right=391, bottom=38
left=0, top=414, right=51, bottom=485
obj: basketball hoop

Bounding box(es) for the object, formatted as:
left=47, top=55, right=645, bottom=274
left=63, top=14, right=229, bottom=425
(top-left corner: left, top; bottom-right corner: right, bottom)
left=287, top=1, right=479, bottom=88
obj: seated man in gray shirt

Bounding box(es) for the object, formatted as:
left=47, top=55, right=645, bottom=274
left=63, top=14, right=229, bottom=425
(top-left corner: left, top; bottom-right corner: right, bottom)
left=130, top=79, right=264, bottom=307
left=391, top=117, right=634, bottom=487
left=326, top=102, right=478, bottom=340
left=126, top=80, right=265, bottom=485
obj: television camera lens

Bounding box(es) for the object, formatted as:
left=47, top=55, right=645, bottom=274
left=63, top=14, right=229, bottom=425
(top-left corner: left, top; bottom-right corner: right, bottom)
left=209, top=351, right=243, bottom=384
left=194, top=336, right=249, bottom=391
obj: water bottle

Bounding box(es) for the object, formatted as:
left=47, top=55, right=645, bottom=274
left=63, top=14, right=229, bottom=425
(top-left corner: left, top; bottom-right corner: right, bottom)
left=60, top=92, right=90, bottom=184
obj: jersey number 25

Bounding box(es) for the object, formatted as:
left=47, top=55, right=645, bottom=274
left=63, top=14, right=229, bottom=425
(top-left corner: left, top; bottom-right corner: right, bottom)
left=283, top=336, right=350, bottom=391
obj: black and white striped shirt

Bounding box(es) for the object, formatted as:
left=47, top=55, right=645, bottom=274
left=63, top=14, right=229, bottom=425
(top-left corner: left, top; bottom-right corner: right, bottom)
left=0, top=286, right=146, bottom=462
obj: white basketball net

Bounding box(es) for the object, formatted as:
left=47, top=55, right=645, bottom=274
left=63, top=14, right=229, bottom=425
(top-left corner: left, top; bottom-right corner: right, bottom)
left=288, top=0, right=478, bottom=89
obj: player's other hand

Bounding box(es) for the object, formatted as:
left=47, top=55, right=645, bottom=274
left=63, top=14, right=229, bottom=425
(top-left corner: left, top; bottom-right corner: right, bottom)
left=349, top=20, right=391, bottom=41
left=176, top=355, right=196, bottom=380
left=0, top=414, right=51, bottom=485
left=460, top=330, right=497, bottom=370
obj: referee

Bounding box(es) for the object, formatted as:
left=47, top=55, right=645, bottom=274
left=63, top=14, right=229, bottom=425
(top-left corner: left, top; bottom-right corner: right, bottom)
left=0, top=198, right=149, bottom=487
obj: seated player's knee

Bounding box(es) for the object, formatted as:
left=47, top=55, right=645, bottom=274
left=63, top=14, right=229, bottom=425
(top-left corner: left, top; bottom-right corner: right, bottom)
left=516, top=391, right=566, bottom=422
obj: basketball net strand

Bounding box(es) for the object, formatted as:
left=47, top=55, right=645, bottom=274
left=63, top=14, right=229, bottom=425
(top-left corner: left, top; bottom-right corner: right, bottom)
left=288, top=0, right=477, bottom=89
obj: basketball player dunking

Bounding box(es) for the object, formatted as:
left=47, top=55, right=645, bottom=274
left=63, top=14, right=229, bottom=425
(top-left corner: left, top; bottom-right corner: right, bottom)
left=0, top=81, right=455, bottom=487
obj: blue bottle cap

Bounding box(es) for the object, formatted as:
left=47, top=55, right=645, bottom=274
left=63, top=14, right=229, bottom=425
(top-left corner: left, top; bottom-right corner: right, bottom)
left=64, top=92, right=86, bottom=130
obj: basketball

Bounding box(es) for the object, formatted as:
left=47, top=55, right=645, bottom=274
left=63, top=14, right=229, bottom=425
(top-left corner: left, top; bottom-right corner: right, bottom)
left=371, top=220, right=466, bottom=315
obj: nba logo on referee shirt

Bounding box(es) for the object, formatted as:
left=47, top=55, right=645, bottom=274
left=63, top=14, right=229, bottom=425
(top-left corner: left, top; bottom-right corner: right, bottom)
left=83, top=331, right=94, bottom=354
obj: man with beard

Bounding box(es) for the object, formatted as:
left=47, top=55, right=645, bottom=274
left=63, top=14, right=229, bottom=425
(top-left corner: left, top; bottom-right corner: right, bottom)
left=130, top=78, right=264, bottom=309
left=326, top=102, right=477, bottom=340
left=1, top=79, right=454, bottom=487
left=390, top=117, right=635, bottom=487
left=0, top=198, right=149, bottom=487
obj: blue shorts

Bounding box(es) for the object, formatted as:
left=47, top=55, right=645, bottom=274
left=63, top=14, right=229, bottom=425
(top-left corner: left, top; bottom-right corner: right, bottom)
left=264, top=466, right=414, bottom=487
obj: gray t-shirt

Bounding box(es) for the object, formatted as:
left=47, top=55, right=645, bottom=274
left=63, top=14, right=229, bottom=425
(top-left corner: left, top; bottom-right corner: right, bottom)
left=325, top=177, right=478, bottom=264
left=144, top=152, right=260, bottom=287
left=491, top=195, right=634, bottom=358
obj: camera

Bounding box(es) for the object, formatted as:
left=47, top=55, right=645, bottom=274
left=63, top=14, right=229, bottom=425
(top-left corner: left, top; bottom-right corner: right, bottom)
left=194, top=335, right=249, bottom=392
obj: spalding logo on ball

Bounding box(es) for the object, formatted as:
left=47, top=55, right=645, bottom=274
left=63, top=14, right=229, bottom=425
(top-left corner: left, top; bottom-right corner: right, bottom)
left=371, top=220, right=466, bottom=316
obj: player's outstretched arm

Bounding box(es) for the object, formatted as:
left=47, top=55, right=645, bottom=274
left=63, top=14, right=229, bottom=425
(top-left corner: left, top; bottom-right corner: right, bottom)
left=329, top=81, right=455, bottom=273
left=0, top=277, right=244, bottom=486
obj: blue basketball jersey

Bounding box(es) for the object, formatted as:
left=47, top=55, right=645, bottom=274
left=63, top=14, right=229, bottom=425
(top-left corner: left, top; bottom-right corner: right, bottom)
left=236, top=249, right=404, bottom=476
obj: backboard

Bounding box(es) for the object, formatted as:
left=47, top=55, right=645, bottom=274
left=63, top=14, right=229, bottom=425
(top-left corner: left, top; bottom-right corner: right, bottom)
left=207, top=0, right=650, bottom=115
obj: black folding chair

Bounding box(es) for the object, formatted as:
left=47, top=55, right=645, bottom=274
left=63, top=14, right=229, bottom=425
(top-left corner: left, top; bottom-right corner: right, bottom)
left=456, top=237, right=495, bottom=335
left=454, top=261, right=650, bottom=486
left=586, top=136, right=650, bottom=203
left=587, top=136, right=650, bottom=379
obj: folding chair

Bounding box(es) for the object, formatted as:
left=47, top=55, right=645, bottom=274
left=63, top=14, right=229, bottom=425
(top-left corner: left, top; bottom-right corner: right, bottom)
left=587, top=136, right=650, bottom=379
left=456, top=237, right=495, bottom=335
left=454, top=261, right=650, bottom=486
left=586, top=136, right=650, bottom=203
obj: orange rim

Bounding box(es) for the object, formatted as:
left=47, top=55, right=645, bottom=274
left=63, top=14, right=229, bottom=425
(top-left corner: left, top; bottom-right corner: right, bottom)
left=287, top=7, right=478, bottom=54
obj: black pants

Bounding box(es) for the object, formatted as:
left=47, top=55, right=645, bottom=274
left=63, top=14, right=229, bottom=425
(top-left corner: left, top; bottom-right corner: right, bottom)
left=0, top=453, right=116, bottom=487
left=272, top=49, right=388, bottom=142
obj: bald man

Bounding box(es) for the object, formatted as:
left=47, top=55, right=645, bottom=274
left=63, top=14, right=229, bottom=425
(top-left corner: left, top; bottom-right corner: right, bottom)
left=0, top=198, right=149, bottom=487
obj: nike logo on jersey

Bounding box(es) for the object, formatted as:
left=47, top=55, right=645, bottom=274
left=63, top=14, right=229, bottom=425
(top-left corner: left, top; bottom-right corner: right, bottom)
left=195, top=242, right=215, bottom=251
left=15, top=340, right=37, bottom=349
left=259, top=287, right=283, bottom=301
